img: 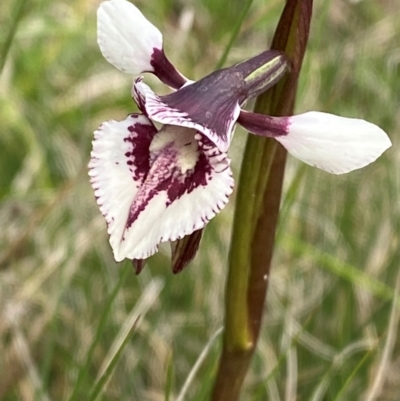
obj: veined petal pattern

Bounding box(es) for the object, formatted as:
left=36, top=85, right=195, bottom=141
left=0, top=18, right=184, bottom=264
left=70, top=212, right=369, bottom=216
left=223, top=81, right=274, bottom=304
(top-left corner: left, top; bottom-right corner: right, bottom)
left=90, top=119, right=234, bottom=261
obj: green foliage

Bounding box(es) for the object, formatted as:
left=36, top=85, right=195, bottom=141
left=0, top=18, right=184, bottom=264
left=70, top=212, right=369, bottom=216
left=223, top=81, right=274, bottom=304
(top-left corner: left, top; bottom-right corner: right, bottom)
left=0, top=0, right=399, bottom=400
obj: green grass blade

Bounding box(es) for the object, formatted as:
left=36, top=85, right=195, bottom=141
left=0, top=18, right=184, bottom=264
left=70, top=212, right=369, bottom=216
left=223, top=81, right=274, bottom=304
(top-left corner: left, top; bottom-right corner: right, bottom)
left=284, top=237, right=400, bottom=308
left=333, top=349, right=374, bottom=401
left=176, top=327, right=223, bottom=401
left=68, top=262, right=131, bottom=401
left=164, top=350, right=174, bottom=401
left=88, top=317, right=140, bottom=401
left=0, top=0, right=28, bottom=73
left=214, top=0, right=254, bottom=69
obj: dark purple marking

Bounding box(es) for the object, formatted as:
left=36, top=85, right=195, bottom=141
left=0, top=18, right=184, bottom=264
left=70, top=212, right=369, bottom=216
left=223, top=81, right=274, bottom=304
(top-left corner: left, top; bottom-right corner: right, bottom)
left=165, top=142, right=213, bottom=205
left=238, top=111, right=289, bottom=138
left=159, top=69, right=245, bottom=145
left=123, top=118, right=157, bottom=181
left=125, top=143, right=177, bottom=228
left=185, top=150, right=212, bottom=189
left=146, top=50, right=289, bottom=147
left=150, top=48, right=187, bottom=89
left=125, top=135, right=217, bottom=231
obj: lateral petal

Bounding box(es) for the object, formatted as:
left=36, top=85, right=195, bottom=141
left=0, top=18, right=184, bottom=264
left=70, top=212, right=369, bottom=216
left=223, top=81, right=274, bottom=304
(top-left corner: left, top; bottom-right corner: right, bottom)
left=97, top=0, right=162, bottom=74
left=275, top=112, right=392, bottom=174
left=88, top=113, right=156, bottom=260
left=97, top=0, right=187, bottom=88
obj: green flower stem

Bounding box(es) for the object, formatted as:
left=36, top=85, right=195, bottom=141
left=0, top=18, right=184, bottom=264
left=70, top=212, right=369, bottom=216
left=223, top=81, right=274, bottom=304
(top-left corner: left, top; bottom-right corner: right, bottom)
left=211, top=117, right=283, bottom=401
left=211, top=1, right=312, bottom=400
left=224, top=137, right=276, bottom=351
left=247, top=143, right=287, bottom=333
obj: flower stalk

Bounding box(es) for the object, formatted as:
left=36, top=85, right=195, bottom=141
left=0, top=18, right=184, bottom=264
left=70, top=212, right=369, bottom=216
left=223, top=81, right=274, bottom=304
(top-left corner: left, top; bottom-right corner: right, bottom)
left=211, top=0, right=313, bottom=399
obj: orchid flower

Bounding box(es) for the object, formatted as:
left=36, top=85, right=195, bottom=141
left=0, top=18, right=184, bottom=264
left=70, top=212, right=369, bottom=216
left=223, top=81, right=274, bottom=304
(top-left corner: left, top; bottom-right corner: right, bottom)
left=89, top=0, right=391, bottom=269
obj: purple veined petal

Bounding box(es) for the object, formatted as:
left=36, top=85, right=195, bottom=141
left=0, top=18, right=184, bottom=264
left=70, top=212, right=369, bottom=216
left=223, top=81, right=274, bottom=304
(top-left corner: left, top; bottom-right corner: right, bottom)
left=132, top=77, right=195, bottom=115
left=133, top=79, right=241, bottom=153
left=88, top=113, right=156, bottom=261
left=240, top=110, right=392, bottom=174
left=97, top=0, right=187, bottom=89
left=115, top=126, right=234, bottom=261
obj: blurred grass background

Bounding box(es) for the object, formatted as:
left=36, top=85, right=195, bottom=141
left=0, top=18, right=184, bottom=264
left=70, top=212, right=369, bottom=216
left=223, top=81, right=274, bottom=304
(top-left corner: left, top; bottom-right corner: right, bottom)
left=0, top=0, right=399, bottom=400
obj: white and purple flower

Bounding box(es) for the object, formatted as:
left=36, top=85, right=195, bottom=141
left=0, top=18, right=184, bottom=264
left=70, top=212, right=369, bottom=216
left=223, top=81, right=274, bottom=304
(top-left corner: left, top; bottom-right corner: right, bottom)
left=89, top=0, right=391, bottom=268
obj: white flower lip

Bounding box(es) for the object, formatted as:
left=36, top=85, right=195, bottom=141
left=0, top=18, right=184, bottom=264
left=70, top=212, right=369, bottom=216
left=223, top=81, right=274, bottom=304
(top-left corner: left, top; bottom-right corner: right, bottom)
left=276, top=111, right=392, bottom=174
left=97, top=0, right=163, bottom=74
left=89, top=115, right=234, bottom=261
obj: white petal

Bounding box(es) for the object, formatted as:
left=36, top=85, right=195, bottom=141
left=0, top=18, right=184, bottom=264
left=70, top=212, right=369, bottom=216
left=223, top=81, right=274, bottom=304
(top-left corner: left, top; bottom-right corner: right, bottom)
left=134, top=79, right=240, bottom=153
left=97, top=0, right=163, bottom=74
left=276, top=111, right=392, bottom=174
left=117, top=128, right=234, bottom=260
left=89, top=114, right=156, bottom=261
